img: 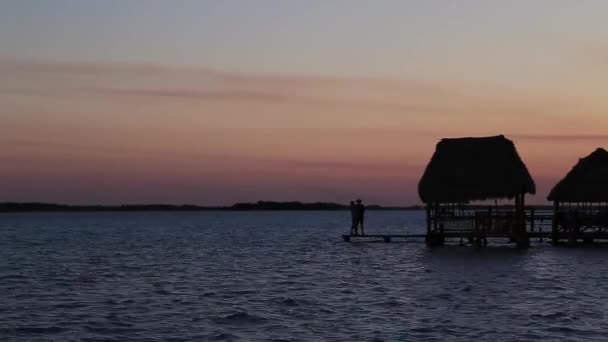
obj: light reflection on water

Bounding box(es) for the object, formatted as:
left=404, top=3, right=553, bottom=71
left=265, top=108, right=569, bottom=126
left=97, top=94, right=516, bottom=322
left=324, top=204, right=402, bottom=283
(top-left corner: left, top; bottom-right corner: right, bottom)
left=2, top=211, right=608, bottom=341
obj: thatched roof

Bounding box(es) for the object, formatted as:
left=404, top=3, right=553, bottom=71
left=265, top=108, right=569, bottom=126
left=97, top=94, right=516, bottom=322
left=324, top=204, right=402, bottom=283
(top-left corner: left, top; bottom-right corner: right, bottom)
left=418, top=135, right=536, bottom=203
left=548, top=148, right=608, bottom=203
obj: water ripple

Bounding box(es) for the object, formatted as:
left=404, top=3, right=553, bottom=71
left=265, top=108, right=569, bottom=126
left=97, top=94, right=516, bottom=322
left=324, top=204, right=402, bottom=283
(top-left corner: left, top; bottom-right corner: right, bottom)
left=2, top=211, right=608, bottom=341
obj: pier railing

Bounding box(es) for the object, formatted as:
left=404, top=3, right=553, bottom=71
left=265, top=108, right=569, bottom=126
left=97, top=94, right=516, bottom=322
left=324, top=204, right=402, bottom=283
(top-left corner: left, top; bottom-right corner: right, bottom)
left=430, top=208, right=553, bottom=236
left=344, top=207, right=608, bottom=245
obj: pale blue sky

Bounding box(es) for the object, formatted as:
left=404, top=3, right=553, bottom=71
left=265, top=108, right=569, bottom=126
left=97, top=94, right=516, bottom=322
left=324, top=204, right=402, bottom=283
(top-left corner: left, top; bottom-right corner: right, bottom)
left=1, top=0, right=606, bottom=79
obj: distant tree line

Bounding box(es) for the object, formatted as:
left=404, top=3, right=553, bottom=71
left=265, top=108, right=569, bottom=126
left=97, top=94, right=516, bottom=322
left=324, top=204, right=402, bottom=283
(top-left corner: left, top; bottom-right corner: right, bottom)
left=0, top=201, right=421, bottom=212
left=229, top=201, right=345, bottom=210
left=0, top=203, right=209, bottom=212
left=0, top=202, right=557, bottom=213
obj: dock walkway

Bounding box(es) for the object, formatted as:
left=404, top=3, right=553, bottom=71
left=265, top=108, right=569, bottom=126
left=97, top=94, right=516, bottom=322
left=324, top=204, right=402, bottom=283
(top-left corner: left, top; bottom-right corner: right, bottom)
left=342, top=231, right=608, bottom=245
left=342, top=209, right=608, bottom=247
left=342, top=234, right=425, bottom=242
left=343, top=232, right=553, bottom=243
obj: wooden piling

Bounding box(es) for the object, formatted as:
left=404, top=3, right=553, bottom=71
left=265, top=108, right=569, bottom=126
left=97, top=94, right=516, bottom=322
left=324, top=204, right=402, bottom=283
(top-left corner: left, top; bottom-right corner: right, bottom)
left=552, top=201, right=559, bottom=244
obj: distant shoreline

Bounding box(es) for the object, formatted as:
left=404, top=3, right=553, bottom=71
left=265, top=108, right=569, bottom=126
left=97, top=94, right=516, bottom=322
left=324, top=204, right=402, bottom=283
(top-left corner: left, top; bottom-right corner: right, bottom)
left=0, top=201, right=555, bottom=213
left=0, top=201, right=422, bottom=213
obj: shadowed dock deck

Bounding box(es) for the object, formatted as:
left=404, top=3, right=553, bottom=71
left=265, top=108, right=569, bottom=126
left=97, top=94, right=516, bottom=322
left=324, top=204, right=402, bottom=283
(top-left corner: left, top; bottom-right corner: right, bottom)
left=343, top=230, right=608, bottom=245
left=342, top=234, right=426, bottom=242
left=343, top=231, right=554, bottom=243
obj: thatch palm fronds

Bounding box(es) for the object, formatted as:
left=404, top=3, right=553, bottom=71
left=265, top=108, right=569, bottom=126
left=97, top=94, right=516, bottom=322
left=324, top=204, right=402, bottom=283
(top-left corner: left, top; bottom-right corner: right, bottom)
left=418, top=135, right=536, bottom=204
left=548, top=148, right=608, bottom=203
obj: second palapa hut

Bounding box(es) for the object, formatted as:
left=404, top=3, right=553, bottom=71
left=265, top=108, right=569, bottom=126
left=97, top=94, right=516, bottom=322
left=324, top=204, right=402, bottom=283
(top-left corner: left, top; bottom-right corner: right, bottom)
left=548, top=148, right=608, bottom=243
left=418, top=135, right=536, bottom=246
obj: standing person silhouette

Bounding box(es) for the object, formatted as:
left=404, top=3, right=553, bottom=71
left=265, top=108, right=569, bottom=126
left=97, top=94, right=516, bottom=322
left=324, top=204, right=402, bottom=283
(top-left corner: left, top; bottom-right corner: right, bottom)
left=349, top=201, right=358, bottom=235
left=356, top=199, right=365, bottom=236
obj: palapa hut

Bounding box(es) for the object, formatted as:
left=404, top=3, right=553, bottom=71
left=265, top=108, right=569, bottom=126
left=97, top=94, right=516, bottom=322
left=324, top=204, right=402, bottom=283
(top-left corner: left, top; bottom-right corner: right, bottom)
left=548, top=148, right=608, bottom=242
left=418, top=135, right=536, bottom=246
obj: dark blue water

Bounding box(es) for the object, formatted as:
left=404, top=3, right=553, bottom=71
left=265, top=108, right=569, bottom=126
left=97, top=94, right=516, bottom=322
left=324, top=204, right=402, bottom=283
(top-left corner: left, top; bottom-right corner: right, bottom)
left=2, top=211, right=608, bottom=341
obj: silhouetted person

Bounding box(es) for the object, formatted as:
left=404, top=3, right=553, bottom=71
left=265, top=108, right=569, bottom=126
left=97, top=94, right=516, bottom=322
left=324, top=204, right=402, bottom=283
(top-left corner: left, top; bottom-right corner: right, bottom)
left=356, top=199, right=365, bottom=235
left=350, top=201, right=357, bottom=235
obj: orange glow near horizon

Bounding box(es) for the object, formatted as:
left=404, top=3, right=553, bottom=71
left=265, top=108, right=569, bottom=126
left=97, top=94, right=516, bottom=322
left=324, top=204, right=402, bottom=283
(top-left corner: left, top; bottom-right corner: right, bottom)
left=1, top=60, right=607, bottom=205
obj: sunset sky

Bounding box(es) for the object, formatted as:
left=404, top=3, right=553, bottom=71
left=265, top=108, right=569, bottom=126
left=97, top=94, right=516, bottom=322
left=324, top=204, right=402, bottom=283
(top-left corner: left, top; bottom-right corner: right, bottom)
left=1, top=1, right=607, bottom=205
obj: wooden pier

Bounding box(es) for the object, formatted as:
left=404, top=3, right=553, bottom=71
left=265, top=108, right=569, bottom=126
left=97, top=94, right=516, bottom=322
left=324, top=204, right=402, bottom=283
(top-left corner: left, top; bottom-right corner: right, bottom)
left=342, top=209, right=608, bottom=246
left=343, top=138, right=608, bottom=248
left=342, top=231, right=556, bottom=244
left=342, top=234, right=426, bottom=243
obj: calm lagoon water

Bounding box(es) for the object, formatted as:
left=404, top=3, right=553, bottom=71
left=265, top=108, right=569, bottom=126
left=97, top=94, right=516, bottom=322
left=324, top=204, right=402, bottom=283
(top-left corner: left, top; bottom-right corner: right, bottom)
left=2, top=210, right=608, bottom=341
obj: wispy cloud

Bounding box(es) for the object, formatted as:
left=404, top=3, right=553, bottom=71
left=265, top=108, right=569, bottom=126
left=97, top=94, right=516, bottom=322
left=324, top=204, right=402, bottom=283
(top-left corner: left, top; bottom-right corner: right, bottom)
left=92, top=87, right=286, bottom=103
left=4, top=58, right=592, bottom=121
left=1, top=138, right=422, bottom=174
left=90, top=85, right=455, bottom=115
left=228, top=156, right=423, bottom=174
left=0, top=58, right=178, bottom=75
left=512, top=134, right=608, bottom=141
left=0, top=58, right=450, bottom=93
left=1, top=139, right=120, bottom=153
left=2, top=59, right=468, bottom=115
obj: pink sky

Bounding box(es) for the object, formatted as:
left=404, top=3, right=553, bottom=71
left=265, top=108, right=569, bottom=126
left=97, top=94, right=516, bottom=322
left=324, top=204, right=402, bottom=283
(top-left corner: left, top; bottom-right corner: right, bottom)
left=1, top=59, right=607, bottom=205
left=4, top=2, right=608, bottom=205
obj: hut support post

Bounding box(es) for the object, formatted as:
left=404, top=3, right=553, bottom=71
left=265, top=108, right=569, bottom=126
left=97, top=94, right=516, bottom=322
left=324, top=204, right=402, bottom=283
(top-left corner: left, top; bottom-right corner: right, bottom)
left=552, top=201, right=559, bottom=244
left=425, top=204, right=432, bottom=245
left=432, top=203, right=438, bottom=231
left=521, top=192, right=526, bottom=231
left=488, top=206, right=493, bottom=233
left=530, top=208, right=535, bottom=232
left=425, top=205, right=431, bottom=233
left=514, top=194, right=521, bottom=233
left=425, top=203, right=444, bottom=246
left=515, top=192, right=529, bottom=248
